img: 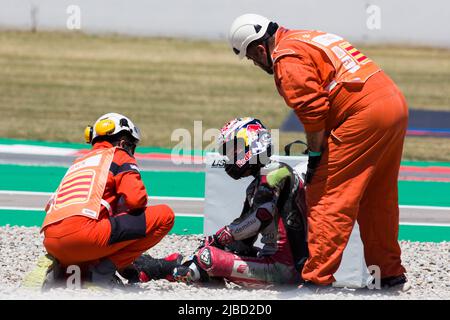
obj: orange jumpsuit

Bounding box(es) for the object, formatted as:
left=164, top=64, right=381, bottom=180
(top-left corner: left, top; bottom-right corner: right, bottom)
left=42, top=141, right=174, bottom=270
left=272, top=28, right=408, bottom=284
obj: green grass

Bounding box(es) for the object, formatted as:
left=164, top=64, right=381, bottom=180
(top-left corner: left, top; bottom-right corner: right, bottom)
left=0, top=31, right=449, bottom=160
left=361, top=46, right=450, bottom=111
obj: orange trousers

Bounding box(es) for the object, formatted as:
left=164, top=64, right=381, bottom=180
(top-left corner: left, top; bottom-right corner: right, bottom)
left=43, top=205, right=174, bottom=270
left=302, top=72, right=408, bottom=285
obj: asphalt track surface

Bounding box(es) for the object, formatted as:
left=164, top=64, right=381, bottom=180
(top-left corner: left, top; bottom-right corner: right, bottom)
left=0, top=152, right=449, bottom=225
left=0, top=152, right=204, bottom=172
left=1, top=192, right=448, bottom=225
left=0, top=192, right=204, bottom=217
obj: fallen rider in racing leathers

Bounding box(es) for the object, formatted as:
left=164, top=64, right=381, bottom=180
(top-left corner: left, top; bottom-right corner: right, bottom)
left=127, top=118, right=309, bottom=287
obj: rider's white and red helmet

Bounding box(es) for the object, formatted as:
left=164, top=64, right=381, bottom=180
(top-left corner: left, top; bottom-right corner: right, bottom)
left=218, top=117, right=272, bottom=179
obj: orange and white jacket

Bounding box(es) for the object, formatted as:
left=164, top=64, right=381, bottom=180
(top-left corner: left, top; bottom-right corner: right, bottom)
left=272, top=27, right=381, bottom=132
left=42, top=141, right=148, bottom=229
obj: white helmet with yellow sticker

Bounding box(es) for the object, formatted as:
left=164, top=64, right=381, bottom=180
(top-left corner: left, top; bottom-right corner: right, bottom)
left=85, top=113, right=141, bottom=145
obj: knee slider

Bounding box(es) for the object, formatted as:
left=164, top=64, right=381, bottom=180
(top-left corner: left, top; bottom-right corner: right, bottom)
left=195, top=246, right=215, bottom=272
left=195, top=246, right=233, bottom=278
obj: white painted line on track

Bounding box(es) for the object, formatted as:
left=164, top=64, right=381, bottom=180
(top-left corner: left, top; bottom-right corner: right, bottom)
left=399, top=205, right=450, bottom=211
left=399, top=222, right=450, bottom=227
left=0, top=206, right=43, bottom=211
left=148, top=196, right=205, bottom=202
left=0, top=190, right=205, bottom=202
left=0, top=190, right=53, bottom=196
left=170, top=212, right=204, bottom=217
left=1, top=190, right=447, bottom=210
left=0, top=206, right=203, bottom=217
left=0, top=145, right=77, bottom=156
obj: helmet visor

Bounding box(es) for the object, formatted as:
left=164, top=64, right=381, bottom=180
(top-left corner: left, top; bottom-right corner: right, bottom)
left=220, top=138, right=248, bottom=167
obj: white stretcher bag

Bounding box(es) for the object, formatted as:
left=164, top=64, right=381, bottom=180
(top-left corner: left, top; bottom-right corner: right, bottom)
left=203, top=152, right=371, bottom=288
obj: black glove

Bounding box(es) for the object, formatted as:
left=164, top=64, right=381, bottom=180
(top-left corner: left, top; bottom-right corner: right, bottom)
left=305, top=151, right=322, bottom=184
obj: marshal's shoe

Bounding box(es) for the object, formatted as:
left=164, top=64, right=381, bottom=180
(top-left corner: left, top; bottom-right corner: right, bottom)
left=22, top=254, right=64, bottom=291
left=381, top=274, right=411, bottom=291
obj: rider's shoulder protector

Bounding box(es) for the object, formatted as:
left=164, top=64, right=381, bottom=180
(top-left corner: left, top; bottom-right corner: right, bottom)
left=261, top=162, right=291, bottom=189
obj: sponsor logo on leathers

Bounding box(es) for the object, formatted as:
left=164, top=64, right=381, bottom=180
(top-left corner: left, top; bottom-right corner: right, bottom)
left=232, top=216, right=258, bottom=235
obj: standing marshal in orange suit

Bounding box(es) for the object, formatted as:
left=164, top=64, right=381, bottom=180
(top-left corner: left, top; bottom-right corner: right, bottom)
left=228, top=14, right=409, bottom=289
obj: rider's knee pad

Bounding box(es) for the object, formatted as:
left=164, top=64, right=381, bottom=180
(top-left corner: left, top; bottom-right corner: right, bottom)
left=195, top=246, right=234, bottom=278
left=196, top=246, right=214, bottom=271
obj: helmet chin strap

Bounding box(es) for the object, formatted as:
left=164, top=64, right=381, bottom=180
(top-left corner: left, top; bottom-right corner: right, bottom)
left=260, top=21, right=278, bottom=75
left=263, top=40, right=274, bottom=75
